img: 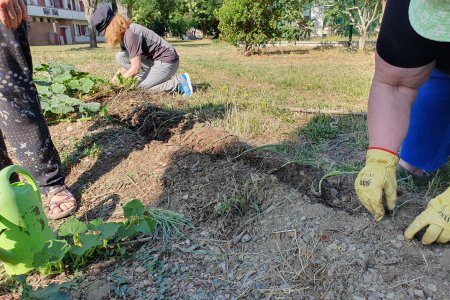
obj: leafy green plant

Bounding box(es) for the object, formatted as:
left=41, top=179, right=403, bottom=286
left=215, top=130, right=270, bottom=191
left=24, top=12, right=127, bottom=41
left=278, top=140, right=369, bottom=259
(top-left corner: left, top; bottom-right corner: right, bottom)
left=0, top=199, right=194, bottom=298
left=33, top=63, right=104, bottom=119
left=116, top=73, right=139, bottom=91
left=17, top=275, right=76, bottom=300
left=1, top=199, right=192, bottom=282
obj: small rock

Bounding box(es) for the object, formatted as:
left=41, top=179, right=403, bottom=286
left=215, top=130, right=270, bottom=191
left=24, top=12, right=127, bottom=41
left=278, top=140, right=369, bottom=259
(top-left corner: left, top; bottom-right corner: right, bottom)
left=427, top=283, right=438, bottom=292
left=182, top=194, right=189, bottom=199
left=85, top=279, right=110, bottom=300
left=241, top=234, right=252, bottom=243
left=135, top=266, right=146, bottom=273
left=414, top=290, right=424, bottom=297
left=386, top=292, right=395, bottom=299
left=213, top=278, right=223, bottom=288
left=352, top=296, right=365, bottom=300
left=330, top=188, right=339, bottom=196
left=396, top=234, right=405, bottom=241
left=300, top=216, right=307, bottom=221
left=395, top=242, right=403, bottom=249
left=180, top=266, right=189, bottom=273
left=328, top=243, right=338, bottom=250
left=368, top=292, right=380, bottom=300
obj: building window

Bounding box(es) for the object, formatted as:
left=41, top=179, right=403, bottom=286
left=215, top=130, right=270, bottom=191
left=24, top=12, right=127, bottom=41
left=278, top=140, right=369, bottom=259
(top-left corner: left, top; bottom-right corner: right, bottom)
left=40, top=17, right=44, bottom=22
left=74, top=24, right=89, bottom=36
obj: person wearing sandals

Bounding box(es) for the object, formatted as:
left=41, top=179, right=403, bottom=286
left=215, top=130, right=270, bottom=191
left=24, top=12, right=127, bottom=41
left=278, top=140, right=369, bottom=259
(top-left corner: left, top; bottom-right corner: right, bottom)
left=91, top=4, right=193, bottom=97
left=354, top=0, right=450, bottom=245
left=0, top=0, right=77, bottom=219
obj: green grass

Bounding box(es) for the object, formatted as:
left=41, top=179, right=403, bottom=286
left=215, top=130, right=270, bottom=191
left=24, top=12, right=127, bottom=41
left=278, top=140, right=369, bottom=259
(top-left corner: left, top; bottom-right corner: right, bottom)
left=214, top=190, right=257, bottom=217
left=31, top=41, right=449, bottom=189
left=31, top=40, right=373, bottom=142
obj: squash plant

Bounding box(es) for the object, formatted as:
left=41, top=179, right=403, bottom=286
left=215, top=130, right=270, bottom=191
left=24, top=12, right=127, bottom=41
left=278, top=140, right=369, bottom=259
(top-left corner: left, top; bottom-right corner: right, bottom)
left=2, top=199, right=192, bottom=299
left=31, top=200, right=158, bottom=275
left=33, top=64, right=103, bottom=119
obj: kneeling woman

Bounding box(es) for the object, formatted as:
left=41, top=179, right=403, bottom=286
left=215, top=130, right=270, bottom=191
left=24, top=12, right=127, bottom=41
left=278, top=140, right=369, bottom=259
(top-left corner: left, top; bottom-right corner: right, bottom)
left=92, top=4, right=193, bottom=96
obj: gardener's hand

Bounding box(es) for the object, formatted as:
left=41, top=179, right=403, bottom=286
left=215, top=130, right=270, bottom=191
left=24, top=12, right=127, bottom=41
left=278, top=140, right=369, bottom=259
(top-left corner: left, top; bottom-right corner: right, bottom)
left=0, top=0, right=27, bottom=29
left=355, top=148, right=399, bottom=221
left=405, top=188, right=450, bottom=245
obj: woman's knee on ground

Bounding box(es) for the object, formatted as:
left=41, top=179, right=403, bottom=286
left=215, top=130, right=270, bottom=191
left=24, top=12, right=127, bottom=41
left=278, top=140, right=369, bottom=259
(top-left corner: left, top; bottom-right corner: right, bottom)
left=115, top=51, right=130, bottom=68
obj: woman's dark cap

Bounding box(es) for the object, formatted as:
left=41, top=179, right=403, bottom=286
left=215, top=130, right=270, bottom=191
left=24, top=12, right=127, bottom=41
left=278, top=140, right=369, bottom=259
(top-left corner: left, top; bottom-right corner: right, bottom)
left=91, top=4, right=114, bottom=36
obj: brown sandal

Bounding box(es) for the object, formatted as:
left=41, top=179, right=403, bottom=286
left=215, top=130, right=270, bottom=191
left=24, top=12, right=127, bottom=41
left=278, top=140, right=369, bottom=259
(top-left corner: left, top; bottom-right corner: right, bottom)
left=43, top=185, right=77, bottom=220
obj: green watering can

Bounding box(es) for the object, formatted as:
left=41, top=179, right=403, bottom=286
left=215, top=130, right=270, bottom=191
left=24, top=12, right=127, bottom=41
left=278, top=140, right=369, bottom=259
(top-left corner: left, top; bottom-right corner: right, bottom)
left=0, top=165, right=56, bottom=275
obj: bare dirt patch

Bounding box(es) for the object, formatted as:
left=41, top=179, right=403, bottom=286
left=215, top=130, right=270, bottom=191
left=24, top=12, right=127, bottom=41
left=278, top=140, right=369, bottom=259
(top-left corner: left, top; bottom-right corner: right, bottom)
left=4, top=91, right=448, bottom=300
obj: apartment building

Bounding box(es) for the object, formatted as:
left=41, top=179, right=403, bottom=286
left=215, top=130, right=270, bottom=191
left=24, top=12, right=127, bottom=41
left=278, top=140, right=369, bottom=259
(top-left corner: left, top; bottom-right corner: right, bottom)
left=26, top=0, right=104, bottom=46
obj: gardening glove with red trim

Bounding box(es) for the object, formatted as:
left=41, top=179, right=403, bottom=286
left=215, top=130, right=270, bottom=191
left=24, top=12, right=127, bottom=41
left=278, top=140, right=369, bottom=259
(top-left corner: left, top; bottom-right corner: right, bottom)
left=354, top=148, right=399, bottom=221
left=405, top=188, right=450, bottom=245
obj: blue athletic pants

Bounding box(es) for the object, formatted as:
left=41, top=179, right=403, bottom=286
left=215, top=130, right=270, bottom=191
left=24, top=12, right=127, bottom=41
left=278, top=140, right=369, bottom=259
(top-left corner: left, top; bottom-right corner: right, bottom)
left=400, top=68, right=450, bottom=172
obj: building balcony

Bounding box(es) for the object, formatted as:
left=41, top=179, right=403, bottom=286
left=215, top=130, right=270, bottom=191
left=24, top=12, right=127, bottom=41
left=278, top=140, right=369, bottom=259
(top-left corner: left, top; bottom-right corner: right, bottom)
left=27, top=4, right=87, bottom=21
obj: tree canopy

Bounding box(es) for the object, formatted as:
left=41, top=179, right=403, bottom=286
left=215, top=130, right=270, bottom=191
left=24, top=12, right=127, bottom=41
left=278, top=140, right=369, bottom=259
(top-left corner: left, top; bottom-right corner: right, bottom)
left=83, top=0, right=386, bottom=51
left=217, top=0, right=285, bottom=53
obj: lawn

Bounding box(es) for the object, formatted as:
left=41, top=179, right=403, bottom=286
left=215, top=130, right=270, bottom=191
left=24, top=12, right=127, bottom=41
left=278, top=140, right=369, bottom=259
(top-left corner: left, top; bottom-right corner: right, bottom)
left=31, top=40, right=374, bottom=142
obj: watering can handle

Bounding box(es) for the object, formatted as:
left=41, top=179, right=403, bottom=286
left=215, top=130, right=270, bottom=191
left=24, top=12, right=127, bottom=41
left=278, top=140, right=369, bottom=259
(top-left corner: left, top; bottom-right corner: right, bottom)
left=0, top=165, right=40, bottom=199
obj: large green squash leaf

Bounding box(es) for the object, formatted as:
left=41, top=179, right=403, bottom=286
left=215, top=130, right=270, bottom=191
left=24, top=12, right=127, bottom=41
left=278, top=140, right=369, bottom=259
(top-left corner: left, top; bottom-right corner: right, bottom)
left=58, top=218, right=88, bottom=236
left=70, top=233, right=102, bottom=256
left=123, top=199, right=146, bottom=219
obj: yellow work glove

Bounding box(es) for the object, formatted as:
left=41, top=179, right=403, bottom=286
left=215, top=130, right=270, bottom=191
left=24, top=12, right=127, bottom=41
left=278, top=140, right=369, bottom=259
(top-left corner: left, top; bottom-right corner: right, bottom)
left=405, top=188, right=450, bottom=245
left=354, top=148, right=399, bottom=221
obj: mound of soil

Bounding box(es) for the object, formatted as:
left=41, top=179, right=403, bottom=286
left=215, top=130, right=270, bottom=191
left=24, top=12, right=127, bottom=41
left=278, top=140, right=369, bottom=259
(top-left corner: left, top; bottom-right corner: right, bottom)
left=5, top=91, right=448, bottom=299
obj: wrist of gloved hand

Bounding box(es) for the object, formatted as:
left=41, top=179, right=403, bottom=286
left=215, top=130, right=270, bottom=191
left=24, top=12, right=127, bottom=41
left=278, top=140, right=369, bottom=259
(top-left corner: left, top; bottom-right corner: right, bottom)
left=355, top=148, right=399, bottom=221
left=405, top=188, right=450, bottom=245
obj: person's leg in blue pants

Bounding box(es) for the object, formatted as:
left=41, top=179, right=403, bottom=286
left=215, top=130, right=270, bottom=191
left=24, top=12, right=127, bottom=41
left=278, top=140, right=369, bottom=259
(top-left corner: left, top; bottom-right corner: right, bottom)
left=399, top=69, right=450, bottom=176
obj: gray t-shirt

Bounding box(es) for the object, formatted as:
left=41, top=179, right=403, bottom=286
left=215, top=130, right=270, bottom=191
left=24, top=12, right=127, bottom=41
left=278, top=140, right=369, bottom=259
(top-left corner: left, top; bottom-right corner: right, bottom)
left=121, top=23, right=179, bottom=64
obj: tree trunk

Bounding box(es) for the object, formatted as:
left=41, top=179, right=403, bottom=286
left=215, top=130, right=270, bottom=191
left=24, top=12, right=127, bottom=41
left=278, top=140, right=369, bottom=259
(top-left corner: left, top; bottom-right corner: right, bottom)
left=82, top=0, right=98, bottom=48
left=358, top=28, right=367, bottom=50
left=89, top=24, right=97, bottom=48
left=116, top=0, right=132, bottom=19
